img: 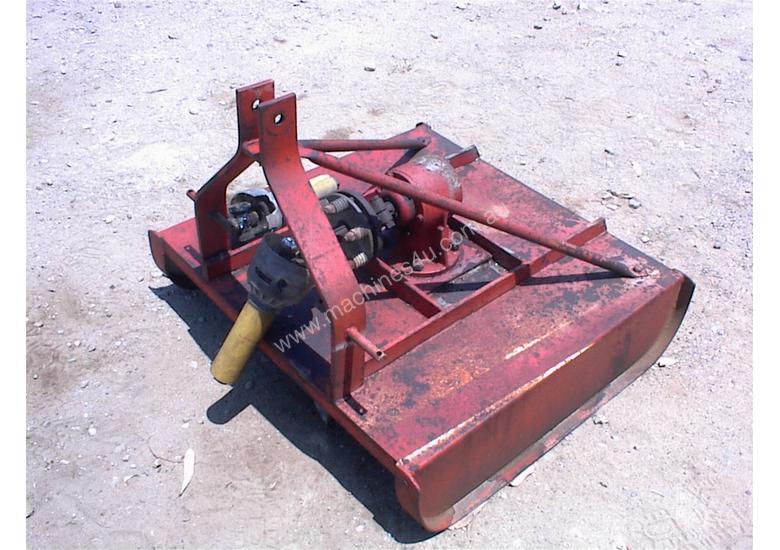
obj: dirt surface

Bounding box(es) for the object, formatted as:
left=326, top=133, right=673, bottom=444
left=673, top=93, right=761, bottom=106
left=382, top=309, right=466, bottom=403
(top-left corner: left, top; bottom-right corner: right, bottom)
left=26, top=1, right=752, bottom=548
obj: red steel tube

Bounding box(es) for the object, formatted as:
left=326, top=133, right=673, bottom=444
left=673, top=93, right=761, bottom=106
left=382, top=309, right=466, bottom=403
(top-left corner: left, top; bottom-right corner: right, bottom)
left=298, top=138, right=429, bottom=152
left=301, top=148, right=639, bottom=278
left=346, top=327, right=385, bottom=362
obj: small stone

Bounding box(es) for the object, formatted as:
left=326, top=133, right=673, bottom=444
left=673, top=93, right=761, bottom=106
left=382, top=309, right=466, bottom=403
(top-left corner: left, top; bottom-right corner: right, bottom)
left=628, top=198, right=642, bottom=209
left=657, top=356, right=678, bottom=368
left=32, top=374, right=39, bottom=380
left=552, top=1, right=561, bottom=9
left=355, top=524, right=365, bottom=533
left=363, top=65, right=376, bottom=72
left=104, top=215, right=115, bottom=224
left=713, top=242, right=722, bottom=249
left=606, top=203, right=619, bottom=211
left=33, top=321, right=44, bottom=328
left=153, top=458, right=162, bottom=469
left=137, top=275, right=144, bottom=282
left=509, top=465, right=535, bottom=487
left=430, top=33, right=439, bottom=39
left=604, top=147, right=616, bottom=155
left=122, top=454, right=130, bottom=462
left=533, top=24, right=543, bottom=30
left=80, top=380, right=90, bottom=389
left=188, top=104, right=199, bottom=115
left=88, top=426, right=97, bottom=436
left=74, top=340, right=81, bottom=347
left=88, top=344, right=96, bottom=352
left=167, top=34, right=178, bottom=40
left=599, top=481, right=608, bottom=488
left=123, top=474, right=138, bottom=485
left=617, top=50, right=626, bottom=58
left=640, top=235, right=651, bottom=243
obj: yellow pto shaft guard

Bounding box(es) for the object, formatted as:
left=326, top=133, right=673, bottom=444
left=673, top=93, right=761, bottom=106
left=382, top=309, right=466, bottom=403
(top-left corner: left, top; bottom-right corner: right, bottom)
left=211, top=301, right=276, bottom=384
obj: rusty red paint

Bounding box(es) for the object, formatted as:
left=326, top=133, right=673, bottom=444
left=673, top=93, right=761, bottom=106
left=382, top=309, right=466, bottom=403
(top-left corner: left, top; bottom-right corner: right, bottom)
left=148, top=80, right=694, bottom=531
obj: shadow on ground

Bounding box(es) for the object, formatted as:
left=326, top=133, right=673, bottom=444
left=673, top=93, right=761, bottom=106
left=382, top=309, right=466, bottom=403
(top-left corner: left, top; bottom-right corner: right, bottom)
left=151, top=283, right=435, bottom=543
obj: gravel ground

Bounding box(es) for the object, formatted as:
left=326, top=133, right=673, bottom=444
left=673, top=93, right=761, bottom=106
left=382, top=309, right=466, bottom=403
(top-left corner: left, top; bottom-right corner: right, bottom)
left=26, top=1, right=752, bottom=548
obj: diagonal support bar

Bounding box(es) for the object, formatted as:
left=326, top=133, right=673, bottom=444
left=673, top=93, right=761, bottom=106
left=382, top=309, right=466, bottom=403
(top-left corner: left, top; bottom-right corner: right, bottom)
left=300, top=148, right=640, bottom=278
left=298, top=138, right=429, bottom=152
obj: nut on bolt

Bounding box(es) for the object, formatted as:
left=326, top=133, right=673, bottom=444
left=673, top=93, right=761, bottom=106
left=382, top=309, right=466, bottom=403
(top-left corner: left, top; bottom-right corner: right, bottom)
left=344, top=227, right=371, bottom=242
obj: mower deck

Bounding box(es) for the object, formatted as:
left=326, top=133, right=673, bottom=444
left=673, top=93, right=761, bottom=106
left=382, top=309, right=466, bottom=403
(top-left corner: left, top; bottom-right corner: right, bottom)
left=150, top=124, right=693, bottom=530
